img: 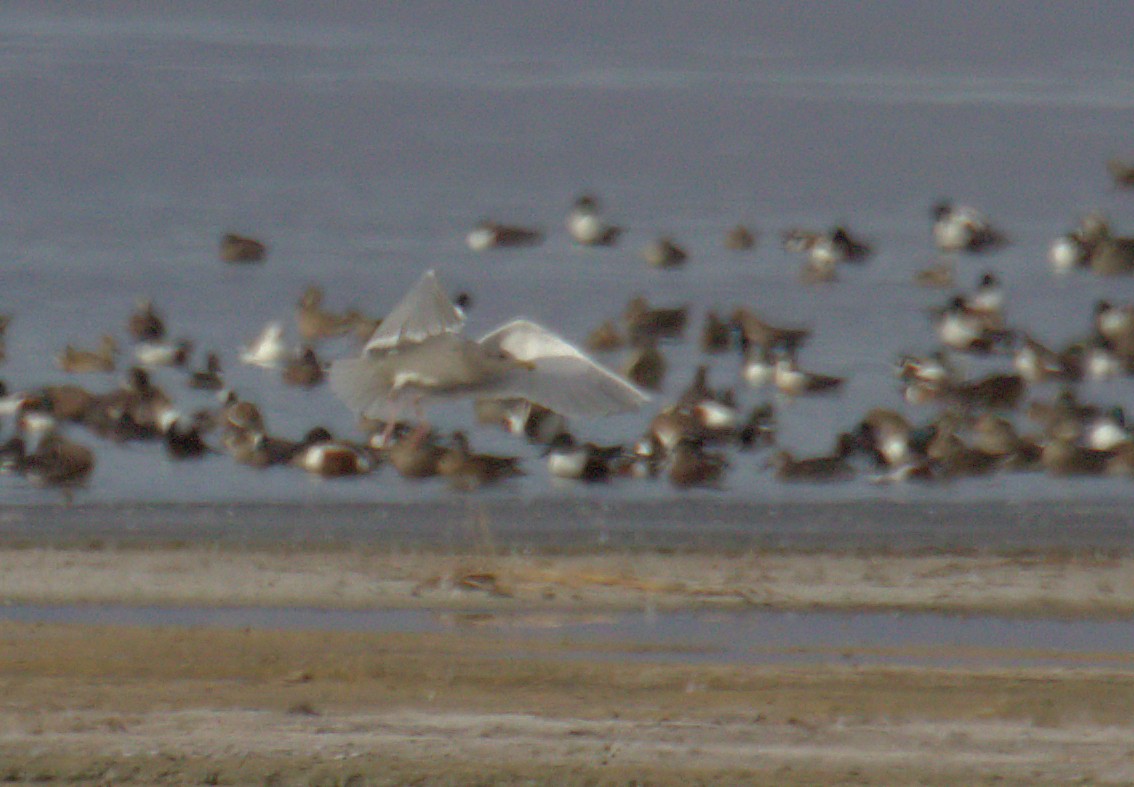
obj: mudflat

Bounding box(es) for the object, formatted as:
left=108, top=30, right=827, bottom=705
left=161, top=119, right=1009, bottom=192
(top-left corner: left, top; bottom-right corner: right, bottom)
left=2, top=546, right=1134, bottom=785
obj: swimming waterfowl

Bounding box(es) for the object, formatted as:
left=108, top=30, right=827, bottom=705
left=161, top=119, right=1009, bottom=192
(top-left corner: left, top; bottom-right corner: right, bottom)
left=781, top=225, right=872, bottom=267
left=769, top=436, right=855, bottom=483
left=1041, top=436, right=1112, bottom=477
left=383, top=430, right=445, bottom=479
left=622, top=296, right=687, bottom=344
left=914, top=259, right=955, bottom=288
left=1107, top=157, right=1134, bottom=188
left=621, top=343, right=666, bottom=391
left=241, top=321, right=289, bottom=369
left=187, top=352, right=225, bottom=391
left=87, top=367, right=174, bottom=442
left=700, top=310, right=731, bottom=353
left=544, top=432, right=625, bottom=483
left=498, top=400, right=568, bottom=445
left=290, top=427, right=374, bottom=478
left=641, top=236, right=688, bottom=269
left=465, top=220, right=543, bottom=251
left=1093, top=300, right=1134, bottom=361
left=969, top=414, right=1042, bottom=470
left=127, top=298, right=165, bottom=342
left=933, top=295, right=1008, bottom=353
left=1083, top=406, right=1131, bottom=451
left=1013, top=333, right=1079, bottom=383
left=931, top=201, right=1006, bottom=253
left=584, top=319, right=625, bottom=353
left=160, top=411, right=212, bottom=461
left=281, top=346, right=325, bottom=388
left=857, top=408, right=915, bottom=468
left=772, top=352, right=845, bottom=397
left=724, top=224, right=756, bottom=251
left=56, top=335, right=117, bottom=374
left=737, top=402, right=777, bottom=450
left=740, top=345, right=776, bottom=391
left=566, top=194, right=621, bottom=246
left=0, top=314, right=9, bottom=363
left=330, top=270, right=649, bottom=440
left=295, top=285, right=354, bottom=341
left=667, top=436, right=728, bottom=489
left=26, top=431, right=95, bottom=488
left=730, top=308, right=810, bottom=354
left=946, top=372, right=1026, bottom=411
left=1049, top=232, right=1090, bottom=274
left=437, top=431, right=524, bottom=491
left=219, top=232, right=267, bottom=263
left=1089, top=230, right=1134, bottom=276
left=133, top=338, right=193, bottom=368
left=1026, top=389, right=1098, bottom=443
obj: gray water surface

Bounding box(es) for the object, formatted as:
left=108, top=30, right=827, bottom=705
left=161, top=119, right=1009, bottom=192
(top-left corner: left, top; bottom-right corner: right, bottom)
left=2, top=3, right=1134, bottom=522
left=5, top=602, right=1132, bottom=669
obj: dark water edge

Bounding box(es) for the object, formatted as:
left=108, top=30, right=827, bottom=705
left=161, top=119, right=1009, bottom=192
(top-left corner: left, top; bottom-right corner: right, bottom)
left=1, top=499, right=1132, bottom=553
left=3, top=602, right=1132, bottom=669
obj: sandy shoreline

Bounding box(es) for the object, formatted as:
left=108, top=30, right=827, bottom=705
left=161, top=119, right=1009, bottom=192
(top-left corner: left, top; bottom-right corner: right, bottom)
left=0, top=545, right=1132, bottom=783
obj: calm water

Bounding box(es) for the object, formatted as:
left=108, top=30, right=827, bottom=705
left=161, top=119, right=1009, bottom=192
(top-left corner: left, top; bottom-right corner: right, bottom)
left=3, top=3, right=1134, bottom=525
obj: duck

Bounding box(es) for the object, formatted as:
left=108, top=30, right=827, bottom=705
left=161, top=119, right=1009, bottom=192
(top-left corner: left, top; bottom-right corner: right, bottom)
left=1107, top=157, right=1134, bottom=188
left=436, top=431, right=524, bottom=490
left=969, top=414, right=1042, bottom=470
left=87, top=367, right=175, bottom=442
left=240, top=321, right=289, bottom=369
left=621, top=344, right=667, bottom=391
left=584, top=319, right=625, bottom=352
left=857, top=408, right=916, bottom=468
left=133, top=338, right=193, bottom=368
left=290, top=427, right=374, bottom=478
left=465, top=220, right=543, bottom=251
left=931, top=201, right=1006, bottom=253
left=730, top=308, right=810, bottom=354
left=566, top=194, right=621, bottom=246
left=15, top=427, right=96, bottom=489
left=699, top=310, right=731, bottom=353
left=1093, top=300, right=1134, bottom=361
left=667, top=436, right=728, bottom=489
left=946, top=372, right=1026, bottom=411
left=187, top=352, right=225, bottom=391
left=1083, top=406, right=1131, bottom=452
left=544, top=432, right=625, bottom=483
left=0, top=314, right=9, bottom=364
left=1089, top=227, right=1134, bottom=276
left=768, top=435, right=855, bottom=482
left=500, top=400, right=568, bottom=445
left=56, top=335, right=117, bottom=374
left=127, top=297, right=166, bottom=342
left=383, top=431, right=446, bottom=480
left=1041, top=436, right=1112, bottom=477
left=219, top=232, right=267, bottom=263
left=1013, top=333, right=1078, bottom=383
left=159, top=411, right=212, bottom=461
left=1048, top=232, right=1090, bottom=274
left=914, top=258, right=955, bottom=288
left=741, top=345, right=776, bottom=391
left=737, top=402, right=777, bottom=450
left=622, top=296, right=687, bottom=344
left=772, top=352, right=845, bottom=397
left=295, top=285, right=354, bottom=341
left=724, top=224, right=756, bottom=251
left=640, top=236, right=688, bottom=268
left=782, top=225, right=872, bottom=266
left=933, top=295, right=1007, bottom=353
left=281, top=346, right=325, bottom=388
